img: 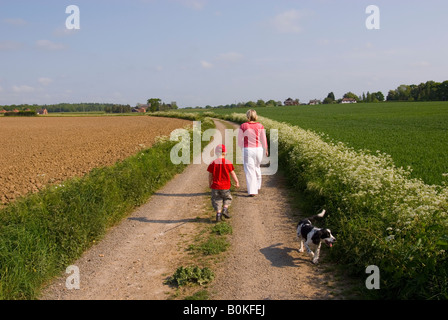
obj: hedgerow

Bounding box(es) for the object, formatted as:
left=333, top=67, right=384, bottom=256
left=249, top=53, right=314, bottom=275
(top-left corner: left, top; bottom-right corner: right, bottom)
left=193, top=111, right=447, bottom=300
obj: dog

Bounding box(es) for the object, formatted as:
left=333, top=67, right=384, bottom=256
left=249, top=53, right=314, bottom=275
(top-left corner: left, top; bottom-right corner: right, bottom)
left=296, top=209, right=336, bottom=264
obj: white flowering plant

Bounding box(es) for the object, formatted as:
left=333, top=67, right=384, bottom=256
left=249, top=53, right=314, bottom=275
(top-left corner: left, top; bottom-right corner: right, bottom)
left=204, top=111, right=448, bottom=299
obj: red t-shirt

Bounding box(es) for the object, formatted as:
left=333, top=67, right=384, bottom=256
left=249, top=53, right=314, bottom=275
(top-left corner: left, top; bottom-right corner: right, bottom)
left=238, top=122, right=268, bottom=149
left=207, top=158, right=235, bottom=190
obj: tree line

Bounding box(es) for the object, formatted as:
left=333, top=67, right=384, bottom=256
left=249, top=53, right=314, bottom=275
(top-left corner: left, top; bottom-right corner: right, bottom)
left=2, top=80, right=446, bottom=113
left=386, top=80, right=448, bottom=102
left=325, top=80, right=448, bottom=104
left=0, top=103, right=132, bottom=113
left=0, top=100, right=178, bottom=114
left=190, top=79, right=448, bottom=109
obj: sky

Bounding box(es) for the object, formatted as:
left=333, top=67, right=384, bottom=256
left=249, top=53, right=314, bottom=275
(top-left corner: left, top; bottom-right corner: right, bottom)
left=1, top=0, right=447, bottom=108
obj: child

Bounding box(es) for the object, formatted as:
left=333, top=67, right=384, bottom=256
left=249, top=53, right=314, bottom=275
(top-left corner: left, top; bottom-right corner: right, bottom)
left=207, top=144, right=240, bottom=222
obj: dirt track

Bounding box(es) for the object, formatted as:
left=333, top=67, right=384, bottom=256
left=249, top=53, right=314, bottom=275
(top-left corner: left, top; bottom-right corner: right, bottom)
left=40, top=119, right=350, bottom=300
left=0, top=116, right=190, bottom=205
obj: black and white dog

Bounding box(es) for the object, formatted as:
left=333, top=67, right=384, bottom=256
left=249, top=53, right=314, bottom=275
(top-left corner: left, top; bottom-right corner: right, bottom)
left=296, top=210, right=336, bottom=264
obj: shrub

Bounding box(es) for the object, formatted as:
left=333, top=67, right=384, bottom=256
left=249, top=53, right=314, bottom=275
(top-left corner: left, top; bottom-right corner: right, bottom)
left=165, top=266, right=214, bottom=287
left=4, top=110, right=37, bottom=117
left=212, top=222, right=233, bottom=235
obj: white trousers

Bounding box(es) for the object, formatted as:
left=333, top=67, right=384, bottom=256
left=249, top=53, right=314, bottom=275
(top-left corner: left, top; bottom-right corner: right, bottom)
left=243, top=147, right=263, bottom=195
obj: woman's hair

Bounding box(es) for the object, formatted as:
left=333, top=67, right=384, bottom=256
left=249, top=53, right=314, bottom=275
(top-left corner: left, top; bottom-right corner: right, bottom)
left=246, top=109, right=258, bottom=121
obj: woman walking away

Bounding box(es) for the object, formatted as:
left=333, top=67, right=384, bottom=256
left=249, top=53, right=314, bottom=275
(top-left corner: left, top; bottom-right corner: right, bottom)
left=238, top=109, right=268, bottom=197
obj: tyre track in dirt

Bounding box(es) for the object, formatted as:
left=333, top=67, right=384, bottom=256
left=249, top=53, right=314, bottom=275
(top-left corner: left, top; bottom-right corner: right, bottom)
left=41, top=119, right=347, bottom=300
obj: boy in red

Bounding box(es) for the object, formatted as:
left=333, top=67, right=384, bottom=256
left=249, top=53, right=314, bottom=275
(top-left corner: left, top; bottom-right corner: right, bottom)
left=207, top=144, right=240, bottom=222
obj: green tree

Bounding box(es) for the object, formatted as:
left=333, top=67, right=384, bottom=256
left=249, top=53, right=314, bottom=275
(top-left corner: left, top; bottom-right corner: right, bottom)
left=323, top=92, right=335, bottom=104
left=343, top=92, right=360, bottom=102
left=256, top=99, right=266, bottom=108
left=386, top=90, right=396, bottom=101
left=375, top=91, right=385, bottom=102
left=147, top=98, right=161, bottom=112
left=440, top=81, right=448, bottom=101
left=245, top=101, right=256, bottom=109
left=397, top=85, right=411, bottom=101
left=266, top=99, right=278, bottom=107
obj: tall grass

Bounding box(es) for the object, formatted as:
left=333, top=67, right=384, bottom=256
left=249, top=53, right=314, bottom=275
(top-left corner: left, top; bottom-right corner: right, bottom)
left=0, top=117, right=215, bottom=300
left=195, top=111, right=448, bottom=300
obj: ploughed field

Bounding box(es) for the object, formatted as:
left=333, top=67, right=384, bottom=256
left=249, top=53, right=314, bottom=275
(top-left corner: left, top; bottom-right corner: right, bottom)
left=0, top=116, right=190, bottom=205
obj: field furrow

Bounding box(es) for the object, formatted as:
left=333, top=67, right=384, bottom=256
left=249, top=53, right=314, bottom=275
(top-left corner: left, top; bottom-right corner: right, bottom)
left=0, top=116, right=190, bottom=205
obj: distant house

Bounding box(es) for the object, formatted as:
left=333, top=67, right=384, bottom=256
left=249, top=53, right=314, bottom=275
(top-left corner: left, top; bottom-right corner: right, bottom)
left=284, top=98, right=299, bottom=106
left=131, top=107, right=147, bottom=113
left=309, top=99, right=321, bottom=105
left=133, top=104, right=149, bottom=113
left=37, top=108, right=48, bottom=115
left=341, top=98, right=357, bottom=104
left=0, top=110, right=7, bottom=114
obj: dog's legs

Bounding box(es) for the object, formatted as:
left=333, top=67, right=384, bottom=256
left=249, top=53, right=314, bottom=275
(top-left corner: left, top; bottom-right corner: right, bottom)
left=304, top=242, right=315, bottom=258
left=298, top=237, right=304, bottom=252
left=312, top=243, right=322, bottom=264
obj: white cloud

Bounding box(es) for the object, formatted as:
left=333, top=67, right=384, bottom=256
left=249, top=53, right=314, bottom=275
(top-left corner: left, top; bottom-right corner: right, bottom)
left=12, top=85, right=36, bottom=93
left=38, top=77, right=53, bottom=86
left=36, top=40, right=67, bottom=51
left=200, top=60, right=213, bottom=69
left=270, top=9, right=308, bottom=34
left=199, top=52, right=243, bottom=70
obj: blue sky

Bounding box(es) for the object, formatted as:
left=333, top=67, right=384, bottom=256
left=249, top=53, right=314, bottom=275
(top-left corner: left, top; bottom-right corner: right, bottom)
left=1, top=0, right=447, bottom=108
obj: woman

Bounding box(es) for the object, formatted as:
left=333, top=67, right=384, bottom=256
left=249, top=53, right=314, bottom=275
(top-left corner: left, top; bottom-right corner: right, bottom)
left=238, top=109, right=268, bottom=197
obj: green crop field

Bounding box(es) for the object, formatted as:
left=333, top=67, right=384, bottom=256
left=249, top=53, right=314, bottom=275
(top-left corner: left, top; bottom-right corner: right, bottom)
left=200, top=101, right=448, bottom=186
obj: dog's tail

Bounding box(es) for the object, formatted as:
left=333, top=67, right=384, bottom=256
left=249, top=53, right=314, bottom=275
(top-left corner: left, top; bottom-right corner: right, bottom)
left=308, top=209, right=326, bottom=221
left=297, top=209, right=327, bottom=228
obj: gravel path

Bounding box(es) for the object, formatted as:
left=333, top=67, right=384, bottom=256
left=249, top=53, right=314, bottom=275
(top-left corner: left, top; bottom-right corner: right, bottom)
left=41, top=119, right=346, bottom=300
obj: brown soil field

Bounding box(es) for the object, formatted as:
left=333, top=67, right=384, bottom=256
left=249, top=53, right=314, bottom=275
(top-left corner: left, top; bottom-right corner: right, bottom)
left=0, top=116, right=190, bottom=206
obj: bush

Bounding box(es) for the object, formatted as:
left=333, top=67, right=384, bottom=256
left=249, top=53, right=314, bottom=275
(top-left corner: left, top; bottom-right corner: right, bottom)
left=4, top=110, right=37, bottom=117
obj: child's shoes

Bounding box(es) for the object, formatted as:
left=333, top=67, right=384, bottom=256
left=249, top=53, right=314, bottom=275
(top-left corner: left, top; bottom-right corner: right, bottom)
left=222, top=207, right=230, bottom=219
